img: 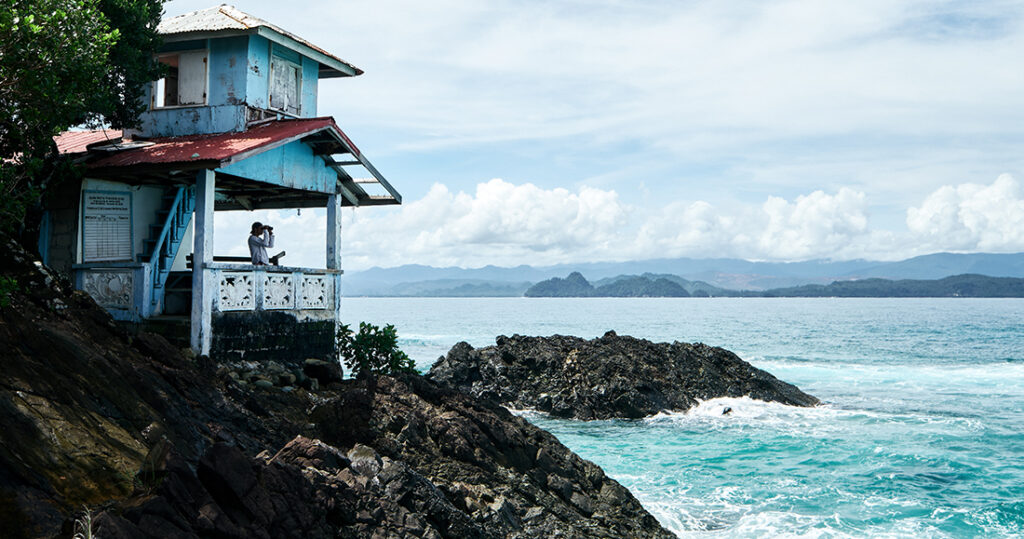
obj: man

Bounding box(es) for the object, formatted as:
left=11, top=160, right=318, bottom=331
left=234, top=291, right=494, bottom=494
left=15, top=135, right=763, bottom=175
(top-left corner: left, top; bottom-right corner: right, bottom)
left=248, top=222, right=274, bottom=265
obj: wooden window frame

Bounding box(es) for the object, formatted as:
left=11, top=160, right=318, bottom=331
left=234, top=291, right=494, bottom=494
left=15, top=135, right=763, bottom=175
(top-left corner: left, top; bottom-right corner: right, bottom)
left=151, top=49, right=209, bottom=109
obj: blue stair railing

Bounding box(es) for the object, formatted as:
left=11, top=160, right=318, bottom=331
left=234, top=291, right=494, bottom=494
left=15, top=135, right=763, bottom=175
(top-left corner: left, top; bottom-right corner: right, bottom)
left=143, top=186, right=196, bottom=313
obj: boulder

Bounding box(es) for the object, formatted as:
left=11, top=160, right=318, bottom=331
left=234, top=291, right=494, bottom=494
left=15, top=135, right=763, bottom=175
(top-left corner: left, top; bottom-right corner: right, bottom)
left=428, top=331, right=819, bottom=420
left=303, top=358, right=344, bottom=386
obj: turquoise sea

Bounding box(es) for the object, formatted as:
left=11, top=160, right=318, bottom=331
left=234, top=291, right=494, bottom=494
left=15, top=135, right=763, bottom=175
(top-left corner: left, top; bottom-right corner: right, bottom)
left=342, top=298, right=1024, bottom=538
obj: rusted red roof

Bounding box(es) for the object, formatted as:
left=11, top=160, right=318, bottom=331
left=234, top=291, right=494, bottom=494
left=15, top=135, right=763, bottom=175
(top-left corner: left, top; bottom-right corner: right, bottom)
left=86, top=117, right=356, bottom=170
left=54, top=129, right=123, bottom=154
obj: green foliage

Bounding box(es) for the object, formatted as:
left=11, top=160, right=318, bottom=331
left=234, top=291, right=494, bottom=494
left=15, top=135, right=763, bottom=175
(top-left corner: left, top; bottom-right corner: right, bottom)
left=0, top=0, right=163, bottom=235
left=92, top=0, right=165, bottom=129
left=0, top=0, right=119, bottom=152
left=336, top=322, right=417, bottom=378
left=0, top=276, right=18, bottom=308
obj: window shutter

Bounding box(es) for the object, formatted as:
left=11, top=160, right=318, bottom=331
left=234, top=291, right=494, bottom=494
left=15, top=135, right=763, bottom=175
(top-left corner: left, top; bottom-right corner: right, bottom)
left=177, top=51, right=207, bottom=105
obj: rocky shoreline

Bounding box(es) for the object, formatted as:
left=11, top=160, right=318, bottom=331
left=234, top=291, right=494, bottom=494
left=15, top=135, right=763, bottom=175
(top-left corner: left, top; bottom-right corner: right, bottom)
left=0, top=237, right=820, bottom=537
left=0, top=239, right=672, bottom=538
left=428, top=332, right=819, bottom=420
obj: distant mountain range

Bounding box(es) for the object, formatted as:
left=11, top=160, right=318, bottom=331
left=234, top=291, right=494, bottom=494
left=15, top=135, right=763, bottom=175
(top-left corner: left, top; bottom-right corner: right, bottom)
left=341, top=252, right=1024, bottom=297
left=525, top=272, right=1024, bottom=298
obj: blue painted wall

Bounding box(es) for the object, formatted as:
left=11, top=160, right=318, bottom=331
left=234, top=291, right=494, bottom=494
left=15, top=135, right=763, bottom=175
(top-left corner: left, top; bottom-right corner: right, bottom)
left=137, top=105, right=247, bottom=137
left=217, top=140, right=337, bottom=193
left=301, top=57, right=318, bottom=117
left=246, top=35, right=271, bottom=110
left=137, top=33, right=328, bottom=137
left=209, top=36, right=249, bottom=107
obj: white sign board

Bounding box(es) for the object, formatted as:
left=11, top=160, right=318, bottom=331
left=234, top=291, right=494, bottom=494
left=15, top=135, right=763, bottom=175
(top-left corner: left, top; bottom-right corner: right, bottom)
left=82, top=191, right=133, bottom=262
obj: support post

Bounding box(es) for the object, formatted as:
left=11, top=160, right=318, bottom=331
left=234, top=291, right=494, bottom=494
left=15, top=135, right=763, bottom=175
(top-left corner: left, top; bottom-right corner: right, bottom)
left=326, top=193, right=342, bottom=270
left=191, top=169, right=215, bottom=356
left=326, top=194, right=343, bottom=361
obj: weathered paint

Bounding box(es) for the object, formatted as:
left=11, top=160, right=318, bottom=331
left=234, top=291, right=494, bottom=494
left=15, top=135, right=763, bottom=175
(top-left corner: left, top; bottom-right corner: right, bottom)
left=246, top=34, right=271, bottom=110
left=72, top=264, right=150, bottom=322
left=62, top=9, right=397, bottom=362
left=171, top=218, right=194, bottom=272
left=191, top=169, right=216, bottom=356
left=301, top=56, right=318, bottom=117
left=209, top=36, right=249, bottom=107
left=326, top=194, right=342, bottom=269
left=217, top=139, right=337, bottom=194
left=137, top=32, right=326, bottom=138
left=158, top=6, right=362, bottom=78
left=137, top=105, right=248, bottom=137
left=91, top=118, right=335, bottom=168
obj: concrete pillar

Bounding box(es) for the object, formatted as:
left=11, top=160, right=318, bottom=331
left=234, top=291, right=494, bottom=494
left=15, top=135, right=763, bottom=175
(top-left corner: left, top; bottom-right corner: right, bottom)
left=190, top=169, right=215, bottom=356
left=326, top=193, right=342, bottom=270
left=326, top=194, right=343, bottom=358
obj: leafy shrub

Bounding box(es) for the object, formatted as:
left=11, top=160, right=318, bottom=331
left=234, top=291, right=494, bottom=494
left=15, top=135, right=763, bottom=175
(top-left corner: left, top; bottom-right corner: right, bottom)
left=0, top=276, right=18, bottom=308
left=336, top=322, right=416, bottom=378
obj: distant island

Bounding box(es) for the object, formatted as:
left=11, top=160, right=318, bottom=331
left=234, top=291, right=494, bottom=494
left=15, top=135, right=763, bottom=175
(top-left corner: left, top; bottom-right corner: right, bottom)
left=342, top=252, right=1024, bottom=297
left=525, top=272, right=1024, bottom=298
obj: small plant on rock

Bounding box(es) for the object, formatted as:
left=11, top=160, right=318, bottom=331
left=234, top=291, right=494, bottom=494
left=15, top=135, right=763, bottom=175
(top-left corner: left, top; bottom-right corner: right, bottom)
left=0, top=275, right=18, bottom=308
left=72, top=505, right=95, bottom=539
left=336, top=322, right=417, bottom=379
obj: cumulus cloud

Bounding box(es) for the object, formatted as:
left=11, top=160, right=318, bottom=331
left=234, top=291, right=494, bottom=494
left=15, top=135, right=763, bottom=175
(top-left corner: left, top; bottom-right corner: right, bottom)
left=634, top=187, right=881, bottom=261
left=214, top=181, right=888, bottom=270
left=340, top=179, right=630, bottom=268
left=211, top=176, right=1024, bottom=271
left=906, top=174, right=1024, bottom=252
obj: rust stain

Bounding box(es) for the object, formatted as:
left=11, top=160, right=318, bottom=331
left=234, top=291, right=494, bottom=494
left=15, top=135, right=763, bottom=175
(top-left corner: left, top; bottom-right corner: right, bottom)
left=85, top=118, right=341, bottom=168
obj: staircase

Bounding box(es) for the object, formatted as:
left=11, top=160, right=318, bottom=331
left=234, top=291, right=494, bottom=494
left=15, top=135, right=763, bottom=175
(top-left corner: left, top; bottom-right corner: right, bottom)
left=138, top=186, right=196, bottom=315
left=162, top=272, right=193, bottom=316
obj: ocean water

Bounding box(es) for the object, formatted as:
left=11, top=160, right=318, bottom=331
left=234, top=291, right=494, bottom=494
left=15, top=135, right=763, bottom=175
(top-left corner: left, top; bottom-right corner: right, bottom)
left=341, top=298, right=1024, bottom=538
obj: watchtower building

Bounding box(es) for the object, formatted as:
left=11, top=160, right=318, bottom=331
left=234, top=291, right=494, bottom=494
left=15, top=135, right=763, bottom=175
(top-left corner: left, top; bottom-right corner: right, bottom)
left=46, top=5, right=400, bottom=362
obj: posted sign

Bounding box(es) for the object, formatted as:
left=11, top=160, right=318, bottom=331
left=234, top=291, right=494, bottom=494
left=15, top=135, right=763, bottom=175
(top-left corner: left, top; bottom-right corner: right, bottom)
left=82, top=191, right=132, bottom=262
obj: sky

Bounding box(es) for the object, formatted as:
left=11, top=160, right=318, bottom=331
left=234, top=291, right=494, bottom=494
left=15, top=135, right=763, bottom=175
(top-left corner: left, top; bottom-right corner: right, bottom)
left=163, top=0, right=1024, bottom=270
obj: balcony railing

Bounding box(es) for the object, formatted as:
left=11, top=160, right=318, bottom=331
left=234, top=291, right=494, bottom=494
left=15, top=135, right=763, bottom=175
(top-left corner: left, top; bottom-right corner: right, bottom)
left=206, top=263, right=342, bottom=314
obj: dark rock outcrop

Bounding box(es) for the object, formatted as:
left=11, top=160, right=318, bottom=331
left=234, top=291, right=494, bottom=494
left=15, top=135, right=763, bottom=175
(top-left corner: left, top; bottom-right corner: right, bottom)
left=428, top=331, right=820, bottom=420
left=0, top=236, right=673, bottom=538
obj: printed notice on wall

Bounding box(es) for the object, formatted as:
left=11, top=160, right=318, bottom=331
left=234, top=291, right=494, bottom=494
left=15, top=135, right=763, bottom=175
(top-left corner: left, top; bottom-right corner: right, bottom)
left=82, top=191, right=132, bottom=262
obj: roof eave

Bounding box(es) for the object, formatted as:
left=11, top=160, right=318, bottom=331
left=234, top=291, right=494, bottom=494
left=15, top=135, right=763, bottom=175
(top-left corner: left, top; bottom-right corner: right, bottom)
left=87, top=159, right=225, bottom=178
left=321, top=126, right=402, bottom=204
left=160, top=28, right=254, bottom=43
left=161, top=27, right=363, bottom=77
left=257, top=27, right=362, bottom=77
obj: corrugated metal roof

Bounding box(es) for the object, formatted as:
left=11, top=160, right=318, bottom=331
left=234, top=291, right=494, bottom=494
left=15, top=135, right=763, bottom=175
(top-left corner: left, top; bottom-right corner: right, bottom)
left=157, top=5, right=362, bottom=76
left=87, top=118, right=338, bottom=169
left=54, top=129, right=123, bottom=154
left=77, top=118, right=401, bottom=205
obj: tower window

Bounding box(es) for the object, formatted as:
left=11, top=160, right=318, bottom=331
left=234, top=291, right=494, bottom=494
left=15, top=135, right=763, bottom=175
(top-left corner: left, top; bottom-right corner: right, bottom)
left=153, top=51, right=207, bottom=108
left=270, top=56, right=301, bottom=116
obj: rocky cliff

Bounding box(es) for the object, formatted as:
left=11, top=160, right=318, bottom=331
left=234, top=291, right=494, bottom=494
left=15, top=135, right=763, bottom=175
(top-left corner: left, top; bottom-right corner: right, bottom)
left=0, top=238, right=673, bottom=538
left=428, top=332, right=819, bottom=420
